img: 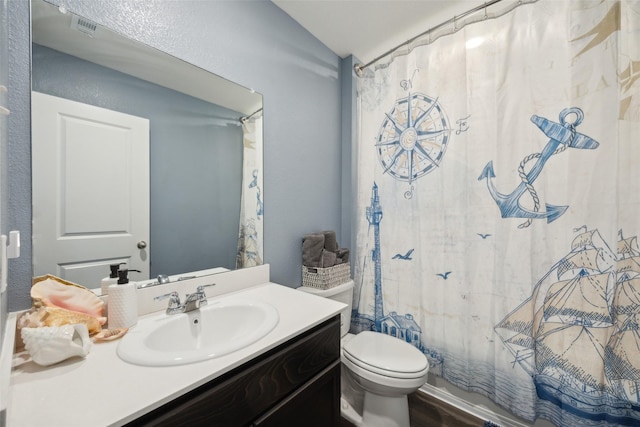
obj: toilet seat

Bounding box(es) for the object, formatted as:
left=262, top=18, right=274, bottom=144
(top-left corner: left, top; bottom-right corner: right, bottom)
left=342, top=331, right=429, bottom=380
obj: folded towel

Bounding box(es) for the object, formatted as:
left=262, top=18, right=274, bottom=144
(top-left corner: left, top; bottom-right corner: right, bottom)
left=302, top=233, right=324, bottom=267
left=322, top=230, right=339, bottom=252
left=322, top=249, right=337, bottom=268
left=336, top=248, right=350, bottom=263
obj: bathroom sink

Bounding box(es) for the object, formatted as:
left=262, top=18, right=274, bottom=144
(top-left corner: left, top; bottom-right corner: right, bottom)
left=117, top=297, right=279, bottom=366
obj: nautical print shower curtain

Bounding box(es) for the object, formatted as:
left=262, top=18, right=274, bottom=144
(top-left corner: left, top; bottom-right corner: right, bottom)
left=236, top=115, right=263, bottom=268
left=353, top=1, right=640, bottom=425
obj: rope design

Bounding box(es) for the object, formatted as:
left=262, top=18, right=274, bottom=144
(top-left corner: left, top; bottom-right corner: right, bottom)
left=516, top=152, right=542, bottom=229
left=516, top=126, right=575, bottom=229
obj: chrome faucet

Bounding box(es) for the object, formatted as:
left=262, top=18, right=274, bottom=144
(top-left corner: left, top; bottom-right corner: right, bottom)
left=154, top=284, right=216, bottom=315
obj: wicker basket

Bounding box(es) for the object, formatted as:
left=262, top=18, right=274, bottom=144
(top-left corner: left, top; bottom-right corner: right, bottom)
left=302, top=263, right=350, bottom=290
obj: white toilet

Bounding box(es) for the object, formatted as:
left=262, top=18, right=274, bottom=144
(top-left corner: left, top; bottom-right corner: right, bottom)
left=298, top=281, right=429, bottom=427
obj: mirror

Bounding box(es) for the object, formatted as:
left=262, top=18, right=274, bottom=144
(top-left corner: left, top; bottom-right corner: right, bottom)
left=30, top=0, right=264, bottom=291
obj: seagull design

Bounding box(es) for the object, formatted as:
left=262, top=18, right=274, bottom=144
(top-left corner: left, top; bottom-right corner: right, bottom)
left=477, top=233, right=492, bottom=239
left=392, top=248, right=414, bottom=260
left=436, top=271, right=451, bottom=279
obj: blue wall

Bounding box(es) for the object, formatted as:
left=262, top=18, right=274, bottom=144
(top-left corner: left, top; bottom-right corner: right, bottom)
left=7, top=0, right=344, bottom=310
left=32, top=44, right=244, bottom=278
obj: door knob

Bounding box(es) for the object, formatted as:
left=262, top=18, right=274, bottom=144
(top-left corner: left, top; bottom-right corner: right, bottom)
left=137, top=241, right=147, bottom=249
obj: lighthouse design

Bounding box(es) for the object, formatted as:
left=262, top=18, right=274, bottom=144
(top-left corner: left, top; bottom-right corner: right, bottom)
left=366, top=182, right=385, bottom=332
left=352, top=183, right=424, bottom=351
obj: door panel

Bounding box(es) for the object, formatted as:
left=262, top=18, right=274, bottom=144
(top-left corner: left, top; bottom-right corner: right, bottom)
left=32, top=92, right=149, bottom=289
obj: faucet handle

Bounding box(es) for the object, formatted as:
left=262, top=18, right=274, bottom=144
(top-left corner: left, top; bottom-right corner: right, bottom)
left=154, top=291, right=181, bottom=312
left=196, top=283, right=216, bottom=306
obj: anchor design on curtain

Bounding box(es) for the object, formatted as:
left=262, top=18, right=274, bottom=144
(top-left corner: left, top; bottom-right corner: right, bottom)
left=478, top=107, right=599, bottom=228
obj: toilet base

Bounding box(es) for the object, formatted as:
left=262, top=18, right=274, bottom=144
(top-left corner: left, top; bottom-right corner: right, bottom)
left=361, top=392, right=410, bottom=427
left=340, top=397, right=363, bottom=426
left=340, top=393, right=410, bottom=427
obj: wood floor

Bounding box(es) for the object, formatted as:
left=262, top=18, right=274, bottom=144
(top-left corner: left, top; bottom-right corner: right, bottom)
left=340, top=390, right=485, bottom=427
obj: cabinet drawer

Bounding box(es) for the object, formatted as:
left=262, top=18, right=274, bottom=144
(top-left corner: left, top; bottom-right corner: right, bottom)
left=129, top=315, right=340, bottom=427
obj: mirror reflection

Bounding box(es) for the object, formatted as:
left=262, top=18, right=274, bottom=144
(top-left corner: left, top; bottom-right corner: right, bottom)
left=30, top=0, right=264, bottom=291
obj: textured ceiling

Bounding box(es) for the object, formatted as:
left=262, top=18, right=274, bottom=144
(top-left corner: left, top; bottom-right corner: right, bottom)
left=272, top=0, right=485, bottom=63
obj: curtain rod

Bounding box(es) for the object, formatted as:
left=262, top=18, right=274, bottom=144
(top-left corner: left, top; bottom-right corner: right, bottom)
left=353, top=0, right=537, bottom=76
left=240, top=107, right=263, bottom=123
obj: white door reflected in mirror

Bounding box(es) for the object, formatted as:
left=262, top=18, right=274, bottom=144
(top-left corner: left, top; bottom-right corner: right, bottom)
left=32, top=92, right=150, bottom=285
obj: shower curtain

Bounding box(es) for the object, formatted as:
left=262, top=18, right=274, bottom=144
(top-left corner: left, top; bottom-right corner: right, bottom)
left=236, top=115, right=263, bottom=268
left=352, top=1, right=640, bottom=425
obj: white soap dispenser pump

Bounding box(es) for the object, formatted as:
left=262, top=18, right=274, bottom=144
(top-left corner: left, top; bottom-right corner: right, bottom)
left=100, top=262, right=125, bottom=295
left=107, top=268, right=138, bottom=329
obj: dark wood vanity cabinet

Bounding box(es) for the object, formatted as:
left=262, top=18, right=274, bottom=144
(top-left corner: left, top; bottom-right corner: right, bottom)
left=128, top=315, right=341, bottom=427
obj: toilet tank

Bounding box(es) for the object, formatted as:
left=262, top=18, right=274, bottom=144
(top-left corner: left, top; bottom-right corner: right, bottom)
left=297, top=280, right=353, bottom=337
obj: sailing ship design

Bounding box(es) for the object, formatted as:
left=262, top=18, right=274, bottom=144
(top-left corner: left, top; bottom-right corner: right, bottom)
left=495, top=227, right=640, bottom=424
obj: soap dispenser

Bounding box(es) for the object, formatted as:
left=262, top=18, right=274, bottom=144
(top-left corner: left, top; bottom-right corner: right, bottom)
left=107, top=268, right=138, bottom=329
left=100, top=262, right=125, bottom=295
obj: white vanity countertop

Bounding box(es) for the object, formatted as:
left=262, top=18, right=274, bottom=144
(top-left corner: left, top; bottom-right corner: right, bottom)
left=8, top=282, right=345, bottom=427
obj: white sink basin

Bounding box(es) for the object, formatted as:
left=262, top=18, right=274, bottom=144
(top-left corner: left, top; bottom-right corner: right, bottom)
left=117, top=297, right=279, bottom=366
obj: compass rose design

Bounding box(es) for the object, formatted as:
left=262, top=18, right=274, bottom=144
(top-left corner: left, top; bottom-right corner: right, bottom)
left=376, top=93, right=451, bottom=185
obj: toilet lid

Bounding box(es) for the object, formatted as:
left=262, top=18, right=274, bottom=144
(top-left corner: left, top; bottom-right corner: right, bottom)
left=342, top=331, right=428, bottom=378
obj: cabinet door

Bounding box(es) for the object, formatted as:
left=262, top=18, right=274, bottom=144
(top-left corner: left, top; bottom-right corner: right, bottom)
left=253, top=360, right=341, bottom=427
